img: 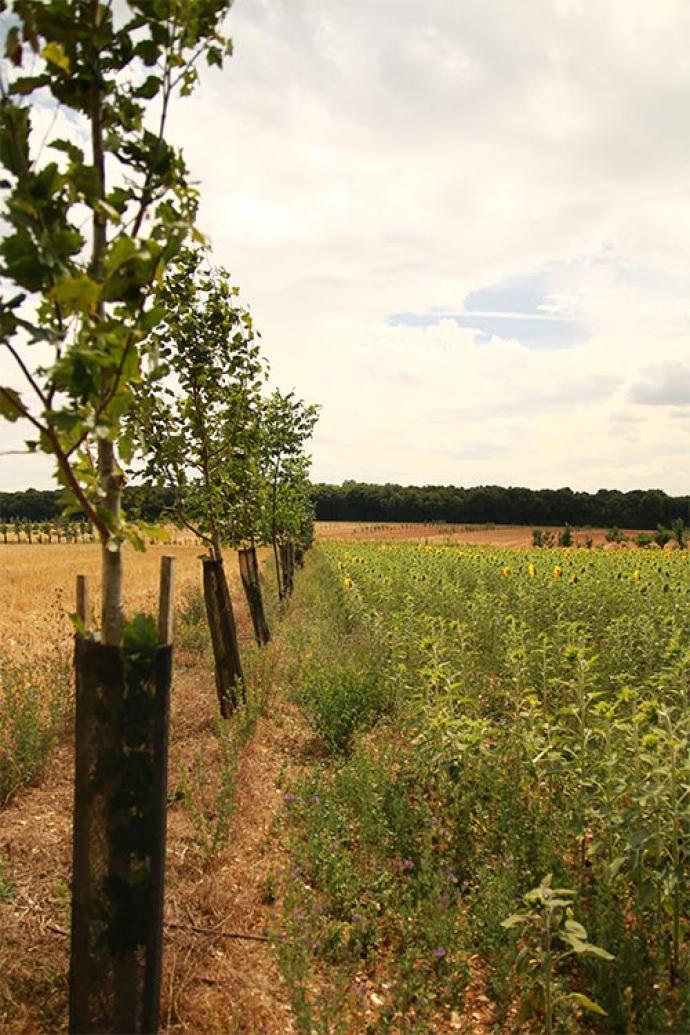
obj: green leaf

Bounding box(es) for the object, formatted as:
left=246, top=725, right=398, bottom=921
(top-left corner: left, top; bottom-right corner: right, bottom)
left=50, top=274, right=100, bottom=310
left=581, top=944, right=615, bottom=961
left=134, top=75, right=161, bottom=99
left=0, top=387, right=24, bottom=422
left=123, top=612, right=158, bottom=652
left=134, top=39, right=160, bottom=66
left=568, top=993, right=608, bottom=1016
left=0, top=102, right=30, bottom=177
left=68, top=612, right=87, bottom=637
left=42, top=41, right=70, bottom=74
left=10, top=75, right=50, bottom=96
left=5, top=26, right=22, bottom=67
left=608, top=856, right=627, bottom=879
left=50, top=139, right=84, bottom=163
left=104, top=234, right=137, bottom=272
left=95, top=199, right=123, bottom=225
left=501, top=914, right=528, bottom=929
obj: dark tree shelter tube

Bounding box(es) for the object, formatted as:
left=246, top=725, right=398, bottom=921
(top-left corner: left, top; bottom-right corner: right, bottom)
left=70, top=559, right=175, bottom=1034
left=202, top=556, right=244, bottom=717
left=69, top=639, right=172, bottom=1034
left=238, top=547, right=271, bottom=646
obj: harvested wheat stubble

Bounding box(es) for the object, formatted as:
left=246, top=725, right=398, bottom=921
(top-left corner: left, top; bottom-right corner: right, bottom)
left=0, top=543, right=207, bottom=661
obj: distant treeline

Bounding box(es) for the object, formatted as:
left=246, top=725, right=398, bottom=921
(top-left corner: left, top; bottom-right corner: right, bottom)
left=0, top=486, right=175, bottom=523
left=310, top=481, right=690, bottom=530
left=2, top=481, right=689, bottom=530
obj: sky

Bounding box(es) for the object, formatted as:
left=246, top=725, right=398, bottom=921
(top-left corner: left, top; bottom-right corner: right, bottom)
left=3, top=0, right=690, bottom=494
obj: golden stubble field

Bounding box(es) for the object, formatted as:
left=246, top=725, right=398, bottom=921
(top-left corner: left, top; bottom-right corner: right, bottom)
left=0, top=541, right=247, bottom=662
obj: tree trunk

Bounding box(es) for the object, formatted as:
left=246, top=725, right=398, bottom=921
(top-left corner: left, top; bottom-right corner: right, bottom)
left=99, top=439, right=124, bottom=645
left=238, top=547, right=270, bottom=646
left=202, top=556, right=244, bottom=717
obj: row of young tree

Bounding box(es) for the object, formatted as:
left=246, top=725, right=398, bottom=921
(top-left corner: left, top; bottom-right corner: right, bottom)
left=0, top=0, right=318, bottom=676
left=311, top=480, right=690, bottom=529
left=132, top=245, right=318, bottom=712
left=0, top=3, right=316, bottom=1029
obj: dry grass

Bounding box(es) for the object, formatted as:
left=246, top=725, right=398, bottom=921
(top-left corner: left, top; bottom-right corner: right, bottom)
left=0, top=542, right=253, bottom=662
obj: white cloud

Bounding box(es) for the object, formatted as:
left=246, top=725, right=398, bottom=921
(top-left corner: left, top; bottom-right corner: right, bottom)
left=3, top=1, right=690, bottom=494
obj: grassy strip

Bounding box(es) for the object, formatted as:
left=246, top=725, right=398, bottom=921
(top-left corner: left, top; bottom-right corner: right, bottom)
left=272, top=549, right=472, bottom=1034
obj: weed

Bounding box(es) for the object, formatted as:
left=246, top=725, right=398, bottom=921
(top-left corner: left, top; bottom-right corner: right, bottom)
left=176, top=584, right=210, bottom=655
left=0, top=657, right=69, bottom=804
left=296, top=662, right=392, bottom=754
left=179, top=691, right=260, bottom=861
left=0, top=858, right=15, bottom=901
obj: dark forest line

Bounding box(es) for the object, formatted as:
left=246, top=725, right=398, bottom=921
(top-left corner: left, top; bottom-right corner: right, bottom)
left=311, top=481, right=690, bottom=529
left=2, top=481, right=690, bottom=530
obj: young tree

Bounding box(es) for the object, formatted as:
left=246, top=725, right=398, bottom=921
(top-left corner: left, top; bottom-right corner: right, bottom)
left=0, top=0, right=233, bottom=643
left=133, top=249, right=266, bottom=713
left=260, top=390, right=319, bottom=601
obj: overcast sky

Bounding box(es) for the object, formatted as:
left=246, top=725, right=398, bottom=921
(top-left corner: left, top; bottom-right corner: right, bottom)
left=4, top=0, right=690, bottom=494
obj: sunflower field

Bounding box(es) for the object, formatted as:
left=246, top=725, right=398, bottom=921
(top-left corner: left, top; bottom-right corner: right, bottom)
left=281, top=542, right=690, bottom=1032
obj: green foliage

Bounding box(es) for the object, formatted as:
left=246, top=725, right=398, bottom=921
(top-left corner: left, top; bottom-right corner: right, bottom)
left=670, top=517, right=686, bottom=548
left=297, top=662, right=392, bottom=754
left=0, top=858, right=15, bottom=902
left=280, top=748, right=469, bottom=1028
left=311, top=481, right=690, bottom=529
left=558, top=524, right=573, bottom=547
left=0, top=653, right=71, bottom=803
left=177, top=584, right=210, bottom=654
left=132, top=247, right=267, bottom=555
left=261, top=390, right=319, bottom=546
left=281, top=542, right=690, bottom=1032
left=605, top=526, right=625, bottom=543
left=122, top=612, right=158, bottom=653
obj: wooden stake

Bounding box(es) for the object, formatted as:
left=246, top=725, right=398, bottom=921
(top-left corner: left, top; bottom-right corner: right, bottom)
left=76, top=575, right=90, bottom=631
left=158, top=555, right=176, bottom=646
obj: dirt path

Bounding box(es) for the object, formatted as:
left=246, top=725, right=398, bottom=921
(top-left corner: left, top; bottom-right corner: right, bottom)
left=162, top=688, right=306, bottom=1034
left=0, top=585, right=311, bottom=1034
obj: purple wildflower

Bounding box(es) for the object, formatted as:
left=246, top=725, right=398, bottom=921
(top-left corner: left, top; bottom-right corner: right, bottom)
left=434, top=947, right=446, bottom=959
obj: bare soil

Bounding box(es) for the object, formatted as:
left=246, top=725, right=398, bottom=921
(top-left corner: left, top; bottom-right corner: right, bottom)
left=315, top=521, right=647, bottom=548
